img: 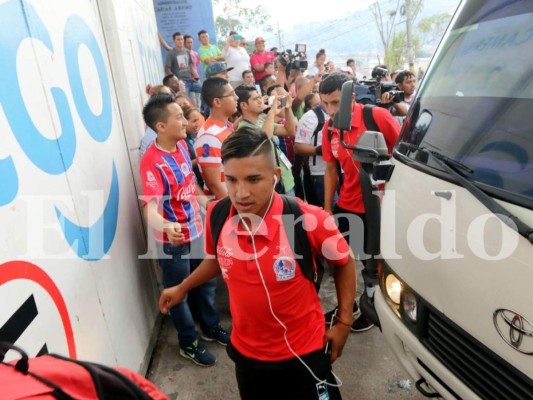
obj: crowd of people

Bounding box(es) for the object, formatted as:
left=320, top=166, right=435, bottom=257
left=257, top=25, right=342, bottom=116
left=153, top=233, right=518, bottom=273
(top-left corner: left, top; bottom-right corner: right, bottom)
left=140, top=28, right=418, bottom=399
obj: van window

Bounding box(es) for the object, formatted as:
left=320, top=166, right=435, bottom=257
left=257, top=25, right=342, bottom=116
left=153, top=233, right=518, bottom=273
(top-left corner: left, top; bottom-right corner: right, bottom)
left=399, top=0, right=533, bottom=208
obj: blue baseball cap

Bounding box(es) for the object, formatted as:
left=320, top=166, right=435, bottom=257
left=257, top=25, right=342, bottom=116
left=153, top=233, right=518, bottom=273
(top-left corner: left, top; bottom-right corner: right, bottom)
left=206, top=62, right=234, bottom=78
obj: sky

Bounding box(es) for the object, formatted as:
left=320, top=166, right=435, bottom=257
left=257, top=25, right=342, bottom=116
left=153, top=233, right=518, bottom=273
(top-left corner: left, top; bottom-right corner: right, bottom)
left=239, top=0, right=375, bottom=30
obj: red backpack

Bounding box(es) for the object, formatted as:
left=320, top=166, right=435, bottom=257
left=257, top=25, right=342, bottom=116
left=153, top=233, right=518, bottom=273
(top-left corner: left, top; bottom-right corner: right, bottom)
left=0, top=342, right=169, bottom=400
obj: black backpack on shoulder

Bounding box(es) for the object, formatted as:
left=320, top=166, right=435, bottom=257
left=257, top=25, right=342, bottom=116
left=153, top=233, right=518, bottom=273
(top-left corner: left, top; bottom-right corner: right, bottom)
left=210, top=196, right=319, bottom=291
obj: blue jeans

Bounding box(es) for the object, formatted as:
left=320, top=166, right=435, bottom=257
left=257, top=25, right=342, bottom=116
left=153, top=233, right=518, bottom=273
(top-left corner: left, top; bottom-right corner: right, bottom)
left=185, top=80, right=201, bottom=96
left=158, top=241, right=219, bottom=348
left=308, top=175, right=338, bottom=208
left=185, top=80, right=202, bottom=108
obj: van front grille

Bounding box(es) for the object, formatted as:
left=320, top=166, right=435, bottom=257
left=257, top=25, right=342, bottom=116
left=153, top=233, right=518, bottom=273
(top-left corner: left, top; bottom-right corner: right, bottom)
left=421, top=309, right=533, bottom=400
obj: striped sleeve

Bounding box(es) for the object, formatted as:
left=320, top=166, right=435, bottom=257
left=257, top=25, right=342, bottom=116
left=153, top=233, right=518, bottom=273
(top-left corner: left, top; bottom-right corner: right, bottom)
left=195, top=134, right=222, bottom=169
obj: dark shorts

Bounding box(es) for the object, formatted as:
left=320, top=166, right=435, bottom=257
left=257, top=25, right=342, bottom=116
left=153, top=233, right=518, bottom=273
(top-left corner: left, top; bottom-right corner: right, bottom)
left=226, top=340, right=342, bottom=400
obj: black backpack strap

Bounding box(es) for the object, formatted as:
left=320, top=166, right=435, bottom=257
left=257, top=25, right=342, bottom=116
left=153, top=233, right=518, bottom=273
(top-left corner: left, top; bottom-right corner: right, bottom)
left=326, top=119, right=334, bottom=142
left=311, top=106, right=325, bottom=166
left=47, top=353, right=152, bottom=400
left=210, top=197, right=232, bottom=258
left=323, top=119, right=343, bottom=189
left=363, top=104, right=380, bottom=132
left=280, top=196, right=317, bottom=289
left=271, top=140, right=286, bottom=194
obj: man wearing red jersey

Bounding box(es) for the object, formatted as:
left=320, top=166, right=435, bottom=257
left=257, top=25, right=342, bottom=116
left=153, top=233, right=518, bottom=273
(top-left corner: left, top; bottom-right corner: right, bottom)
left=160, top=126, right=356, bottom=399
left=141, top=94, right=229, bottom=367
left=250, top=37, right=276, bottom=83
left=320, top=73, right=400, bottom=332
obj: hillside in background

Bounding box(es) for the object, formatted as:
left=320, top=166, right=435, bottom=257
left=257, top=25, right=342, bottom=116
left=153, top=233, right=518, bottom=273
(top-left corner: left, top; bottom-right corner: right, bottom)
left=261, top=0, right=461, bottom=73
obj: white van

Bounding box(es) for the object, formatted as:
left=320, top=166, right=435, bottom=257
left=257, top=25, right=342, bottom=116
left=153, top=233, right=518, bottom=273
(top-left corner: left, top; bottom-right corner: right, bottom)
left=336, top=0, right=533, bottom=398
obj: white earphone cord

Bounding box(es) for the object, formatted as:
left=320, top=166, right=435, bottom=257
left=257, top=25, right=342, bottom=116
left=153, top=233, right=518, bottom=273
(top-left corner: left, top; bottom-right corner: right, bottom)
left=238, top=179, right=342, bottom=388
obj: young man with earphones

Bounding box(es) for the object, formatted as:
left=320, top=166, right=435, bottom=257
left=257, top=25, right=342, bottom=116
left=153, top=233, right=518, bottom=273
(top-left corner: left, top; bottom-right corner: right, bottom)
left=160, top=126, right=356, bottom=399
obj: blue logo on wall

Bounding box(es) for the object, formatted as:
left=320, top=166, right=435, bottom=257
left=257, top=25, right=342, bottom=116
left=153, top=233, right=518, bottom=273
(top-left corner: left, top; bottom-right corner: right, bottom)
left=0, top=0, right=118, bottom=261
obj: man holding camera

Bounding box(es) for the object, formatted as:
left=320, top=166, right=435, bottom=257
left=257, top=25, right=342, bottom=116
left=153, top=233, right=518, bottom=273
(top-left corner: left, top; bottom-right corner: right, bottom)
left=250, top=37, right=276, bottom=83
left=381, top=70, right=416, bottom=117
left=381, top=70, right=416, bottom=116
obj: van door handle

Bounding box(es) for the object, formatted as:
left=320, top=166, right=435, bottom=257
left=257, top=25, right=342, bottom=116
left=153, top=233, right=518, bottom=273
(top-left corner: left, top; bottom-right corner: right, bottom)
left=432, top=191, right=452, bottom=200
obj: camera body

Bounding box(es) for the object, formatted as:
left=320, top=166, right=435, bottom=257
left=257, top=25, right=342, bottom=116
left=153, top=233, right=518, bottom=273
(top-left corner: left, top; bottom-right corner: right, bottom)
left=277, top=44, right=308, bottom=71
left=356, top=68, right=405, bottom=106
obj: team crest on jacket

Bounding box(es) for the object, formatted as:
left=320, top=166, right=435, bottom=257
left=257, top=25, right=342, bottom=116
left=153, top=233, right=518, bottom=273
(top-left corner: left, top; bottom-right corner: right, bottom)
left=274, top=257, right=296, bottom=281
left=181, top=162, right=191, bottom=177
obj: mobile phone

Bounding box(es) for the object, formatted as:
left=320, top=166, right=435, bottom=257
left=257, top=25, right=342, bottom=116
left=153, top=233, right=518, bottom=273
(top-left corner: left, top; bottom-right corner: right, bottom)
left=268, top=96, right=275, bottom=106
left=234, top=35, right=243, bottom=40
left=280, top=96, right=287, bottom=108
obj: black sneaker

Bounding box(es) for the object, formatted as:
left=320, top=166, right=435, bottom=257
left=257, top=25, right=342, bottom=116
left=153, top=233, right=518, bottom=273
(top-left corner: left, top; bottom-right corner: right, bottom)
left=201, top=325, right=230, bottom=346
left=351, top=314, right=375, bottom=332
left=179, top=339, right=216, bottom=367
left=324, top=304, right=361, bottom=326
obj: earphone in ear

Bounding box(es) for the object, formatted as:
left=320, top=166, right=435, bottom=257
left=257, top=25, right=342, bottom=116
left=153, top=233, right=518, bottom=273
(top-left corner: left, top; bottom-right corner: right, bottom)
left=273, top=175, right=278, bottom=185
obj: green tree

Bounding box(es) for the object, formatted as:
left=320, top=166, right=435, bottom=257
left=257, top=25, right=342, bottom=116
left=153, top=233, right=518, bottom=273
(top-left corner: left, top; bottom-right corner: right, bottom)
left=417, top=12, right=451, bottom=45
left=213, top=0, right=273, bottom=45
left=370, top=0, right=423, bottom=63
left=369, top=0, right=402, bottom=63
left=385, top=30, right=421, bottom=72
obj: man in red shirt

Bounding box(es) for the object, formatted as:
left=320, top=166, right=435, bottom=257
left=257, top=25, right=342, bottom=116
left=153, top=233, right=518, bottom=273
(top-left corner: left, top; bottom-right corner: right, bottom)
left=141, top=94, right=229, bottom=367
left=160, top=126, right=356, bottom=399
left=250, top=37, right=276, bottom=83
left=321, top=73, right=400, bottom=331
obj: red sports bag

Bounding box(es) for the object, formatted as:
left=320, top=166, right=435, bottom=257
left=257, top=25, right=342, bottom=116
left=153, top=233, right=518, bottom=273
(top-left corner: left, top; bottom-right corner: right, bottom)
left=0, top=342, right=169, bottom=400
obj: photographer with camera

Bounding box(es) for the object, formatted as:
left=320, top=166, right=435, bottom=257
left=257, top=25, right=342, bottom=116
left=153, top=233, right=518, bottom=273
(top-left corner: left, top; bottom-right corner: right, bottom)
left=382, top=70, right=417, bottom=117
left=353, top=65, right=400, bottom=106
left=272, top=44, right=314, bottom=116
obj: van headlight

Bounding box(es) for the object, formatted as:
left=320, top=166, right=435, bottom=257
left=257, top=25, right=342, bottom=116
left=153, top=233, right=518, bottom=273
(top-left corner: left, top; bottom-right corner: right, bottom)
left=385, top=273, right=402, bottom=305
left=380, top=262, right=420, bottom=326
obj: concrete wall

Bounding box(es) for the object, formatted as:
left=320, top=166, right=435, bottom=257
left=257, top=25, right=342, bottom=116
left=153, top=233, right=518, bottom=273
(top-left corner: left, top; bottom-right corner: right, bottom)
left=0, top=0, right=165, bottom=372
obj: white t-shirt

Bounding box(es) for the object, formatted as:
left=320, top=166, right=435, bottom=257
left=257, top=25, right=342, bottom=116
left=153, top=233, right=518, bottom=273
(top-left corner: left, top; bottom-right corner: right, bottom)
left=222, top=46, right=251, bottom=82
left=295, top=107, right=329, bottom=175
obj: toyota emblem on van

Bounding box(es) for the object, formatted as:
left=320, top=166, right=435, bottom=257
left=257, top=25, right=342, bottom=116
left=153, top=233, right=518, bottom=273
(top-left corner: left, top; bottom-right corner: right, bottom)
left=493, top=308, right=533, bottom=355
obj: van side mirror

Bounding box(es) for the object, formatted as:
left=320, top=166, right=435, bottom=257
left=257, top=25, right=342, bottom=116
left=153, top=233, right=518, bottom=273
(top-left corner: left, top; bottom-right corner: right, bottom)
left=333, top=80, right=355, bottom=131
left=349, top=130, right=394, bottom=181
left=348, top=130, right=391, bottom=164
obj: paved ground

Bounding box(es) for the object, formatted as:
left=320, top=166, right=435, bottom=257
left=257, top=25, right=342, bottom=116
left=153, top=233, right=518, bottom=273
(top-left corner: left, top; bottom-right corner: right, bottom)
left=147, top=265, right=425, bottom=400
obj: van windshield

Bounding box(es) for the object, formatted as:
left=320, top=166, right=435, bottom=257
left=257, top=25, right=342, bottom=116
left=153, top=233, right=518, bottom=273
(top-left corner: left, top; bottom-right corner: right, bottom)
left=398, top=0, right=533, bottom=208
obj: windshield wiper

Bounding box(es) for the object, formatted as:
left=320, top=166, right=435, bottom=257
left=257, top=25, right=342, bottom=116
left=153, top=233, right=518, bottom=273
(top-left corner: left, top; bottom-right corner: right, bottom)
left=418, top=147, right=533, bottom=245
left=425, top=149, right=474, bottom=175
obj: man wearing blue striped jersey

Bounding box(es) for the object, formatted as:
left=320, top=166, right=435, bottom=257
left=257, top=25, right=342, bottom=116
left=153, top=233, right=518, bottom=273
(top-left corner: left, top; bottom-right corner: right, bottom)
left=141, top=94, right=230, bottom=367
